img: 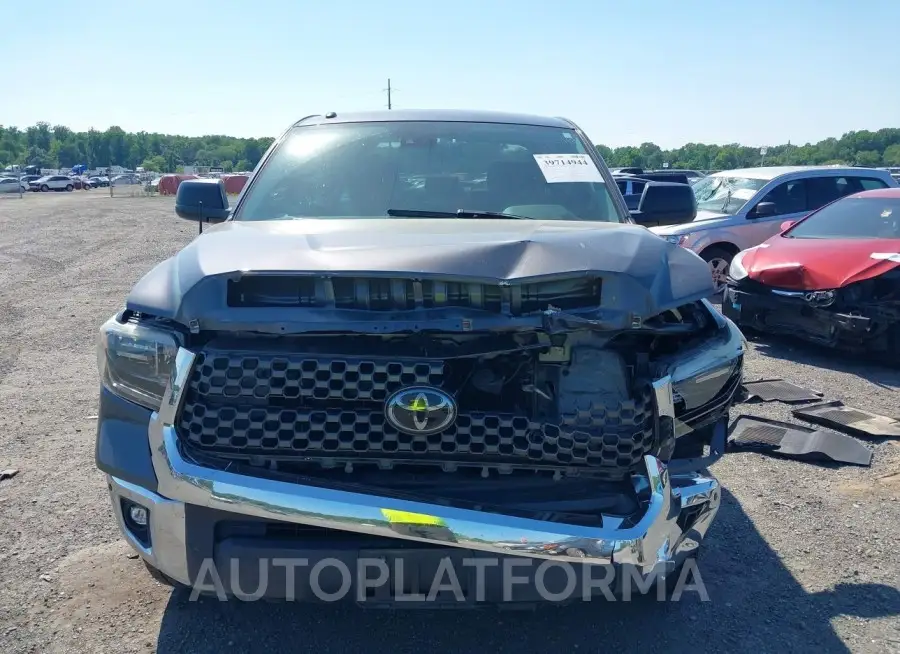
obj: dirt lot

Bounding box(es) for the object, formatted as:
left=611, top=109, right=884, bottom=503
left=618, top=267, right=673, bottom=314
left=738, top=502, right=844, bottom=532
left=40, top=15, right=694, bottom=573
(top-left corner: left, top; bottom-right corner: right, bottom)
left=0, top=192, right=899, bottom=653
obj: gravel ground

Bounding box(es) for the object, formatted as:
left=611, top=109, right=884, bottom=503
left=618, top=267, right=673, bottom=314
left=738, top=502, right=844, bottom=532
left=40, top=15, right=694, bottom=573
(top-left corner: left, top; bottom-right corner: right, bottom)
left=0, top=192, right=898, bottom=654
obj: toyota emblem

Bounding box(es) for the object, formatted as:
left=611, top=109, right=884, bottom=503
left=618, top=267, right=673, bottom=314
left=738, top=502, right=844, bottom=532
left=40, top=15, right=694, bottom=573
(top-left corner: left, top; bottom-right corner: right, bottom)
left=384, top=386, right=457, bottom=436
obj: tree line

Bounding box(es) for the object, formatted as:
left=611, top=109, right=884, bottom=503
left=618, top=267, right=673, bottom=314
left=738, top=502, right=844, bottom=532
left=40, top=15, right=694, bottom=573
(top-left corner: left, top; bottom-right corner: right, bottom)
left=0, top=123, right=274, bottom=173
left=596, top=127, right=900, bottom=170
left=2, top=122, right=899, bottom=173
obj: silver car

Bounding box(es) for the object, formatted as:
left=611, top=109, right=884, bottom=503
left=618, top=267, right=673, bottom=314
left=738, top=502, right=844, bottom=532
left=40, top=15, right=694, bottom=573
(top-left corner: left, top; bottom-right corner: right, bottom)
left=0, top=177, right=27, bottom=193
left=111, top=174, right=142, bottom=186
left=650, top=166, right=899, bottom=292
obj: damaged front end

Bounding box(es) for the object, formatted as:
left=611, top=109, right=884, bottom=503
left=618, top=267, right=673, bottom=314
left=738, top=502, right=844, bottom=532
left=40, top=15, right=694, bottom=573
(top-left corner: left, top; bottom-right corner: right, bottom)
left=724, top=268, right=900, bottom=358
left=174, top=288, right=739, bottom=498
left=100, top=266, right=744, bottom=598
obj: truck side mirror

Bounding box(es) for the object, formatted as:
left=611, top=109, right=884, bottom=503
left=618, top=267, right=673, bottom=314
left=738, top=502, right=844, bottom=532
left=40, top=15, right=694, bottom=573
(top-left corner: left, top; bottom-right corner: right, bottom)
left=175, top=179, right=230, bottom=223
left=630, top=182, right=697, bottom=227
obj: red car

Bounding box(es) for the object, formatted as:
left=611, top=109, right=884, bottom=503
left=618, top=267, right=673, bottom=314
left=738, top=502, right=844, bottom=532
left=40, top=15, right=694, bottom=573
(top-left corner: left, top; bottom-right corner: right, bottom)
left=722, top=187, right=900, bottom=359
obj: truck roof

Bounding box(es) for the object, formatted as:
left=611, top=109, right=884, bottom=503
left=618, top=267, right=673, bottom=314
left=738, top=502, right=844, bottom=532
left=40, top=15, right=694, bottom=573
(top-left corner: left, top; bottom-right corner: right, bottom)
left=293, top=109, right=575, bottom=129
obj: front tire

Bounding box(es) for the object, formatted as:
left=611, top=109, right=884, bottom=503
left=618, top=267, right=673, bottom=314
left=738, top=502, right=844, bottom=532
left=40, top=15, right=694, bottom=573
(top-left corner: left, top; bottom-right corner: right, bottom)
left=40, top=184, right=49, bottom=192
left=66, top=184, right=74, bottom=192
left=701, top=246, right=734, bottom=295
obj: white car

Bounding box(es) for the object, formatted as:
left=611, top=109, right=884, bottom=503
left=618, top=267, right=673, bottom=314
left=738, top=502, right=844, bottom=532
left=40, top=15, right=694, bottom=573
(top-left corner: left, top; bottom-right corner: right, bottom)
left=651, top=166, right=899, bottom=292
left=29, top=175, right=75, bottom=192
left=0, top=177, right=27, bottom=193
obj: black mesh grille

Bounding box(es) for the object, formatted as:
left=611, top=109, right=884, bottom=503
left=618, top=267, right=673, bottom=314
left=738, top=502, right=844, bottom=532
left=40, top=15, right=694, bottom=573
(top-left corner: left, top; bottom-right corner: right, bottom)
left=177, top=351, right=656, bottom=473
left=191, top=353, right=444, bottom=403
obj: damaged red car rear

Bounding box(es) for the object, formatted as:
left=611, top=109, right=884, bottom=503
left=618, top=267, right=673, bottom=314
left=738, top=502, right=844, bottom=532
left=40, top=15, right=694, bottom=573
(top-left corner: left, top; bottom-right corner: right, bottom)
left=723, top=188, right=900, bottom=359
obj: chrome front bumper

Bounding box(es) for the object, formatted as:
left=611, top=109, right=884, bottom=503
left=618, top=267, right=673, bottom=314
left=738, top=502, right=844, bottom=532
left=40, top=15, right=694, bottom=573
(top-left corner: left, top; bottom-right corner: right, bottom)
left=111, top=348, right=725, bottom=587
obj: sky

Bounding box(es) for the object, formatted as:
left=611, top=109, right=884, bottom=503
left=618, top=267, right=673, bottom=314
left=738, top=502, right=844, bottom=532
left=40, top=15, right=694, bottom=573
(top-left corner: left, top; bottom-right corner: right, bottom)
left=4, top=0, right=899, bottom=149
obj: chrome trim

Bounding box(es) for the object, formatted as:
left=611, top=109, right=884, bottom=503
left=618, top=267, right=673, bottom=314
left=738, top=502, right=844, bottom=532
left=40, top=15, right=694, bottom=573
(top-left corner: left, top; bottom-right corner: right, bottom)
left=166, top=347, right=194, bottom=411
left=651, top=375, right=676, bottom=459
left=651, top=375, right=675, bottom=421
left=771, top=289, right=836, bottom=307
left=137, top=347, right=722, bottom=582
left=108, top=475, right=190, bottom=584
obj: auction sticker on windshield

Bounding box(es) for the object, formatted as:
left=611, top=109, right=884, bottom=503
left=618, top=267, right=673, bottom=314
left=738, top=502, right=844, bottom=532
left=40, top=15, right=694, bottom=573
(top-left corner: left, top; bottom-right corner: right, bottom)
left=533, top=154, right=604, bottom=183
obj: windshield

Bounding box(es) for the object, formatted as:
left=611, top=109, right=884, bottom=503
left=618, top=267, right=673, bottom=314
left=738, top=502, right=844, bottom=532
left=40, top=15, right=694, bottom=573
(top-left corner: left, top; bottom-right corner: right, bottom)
left=691, top=175, right=768, bottom=215
left=235, top=121, right=621, bottom=222
left=786, top=196, right=900, bottom=239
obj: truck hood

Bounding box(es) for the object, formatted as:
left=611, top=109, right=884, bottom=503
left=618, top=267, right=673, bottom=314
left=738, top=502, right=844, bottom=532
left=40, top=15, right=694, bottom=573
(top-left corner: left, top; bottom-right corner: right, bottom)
left=126, top=218, right=714, bottom=333
left=649, top=210, right=730, bottom=236
left=741, top=236, right=900, bottom=290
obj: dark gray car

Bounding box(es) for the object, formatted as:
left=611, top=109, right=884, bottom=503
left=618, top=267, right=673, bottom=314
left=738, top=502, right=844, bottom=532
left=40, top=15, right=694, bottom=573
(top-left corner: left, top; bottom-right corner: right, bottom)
left=95, top=110, right=744, bottom=605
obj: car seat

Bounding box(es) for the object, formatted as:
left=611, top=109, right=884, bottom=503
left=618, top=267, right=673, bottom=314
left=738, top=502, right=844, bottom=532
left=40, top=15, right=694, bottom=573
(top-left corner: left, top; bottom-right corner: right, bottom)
left=785, top=182, right=806, bottom=213
left=486, top=160, right=548, bottom=211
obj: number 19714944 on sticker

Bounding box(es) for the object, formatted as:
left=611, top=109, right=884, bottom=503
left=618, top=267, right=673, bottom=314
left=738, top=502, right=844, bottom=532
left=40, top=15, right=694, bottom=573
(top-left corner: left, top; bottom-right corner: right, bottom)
left=533, top=154, right=604, bottom=183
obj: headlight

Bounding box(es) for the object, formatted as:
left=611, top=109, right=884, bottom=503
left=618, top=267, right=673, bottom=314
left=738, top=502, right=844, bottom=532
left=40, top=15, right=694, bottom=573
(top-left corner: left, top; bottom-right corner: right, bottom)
left=665, top=234, right=689, bottom=246
left=98, top=316, right=179, bottom=410
left=728, top=250, right=750, bottom=281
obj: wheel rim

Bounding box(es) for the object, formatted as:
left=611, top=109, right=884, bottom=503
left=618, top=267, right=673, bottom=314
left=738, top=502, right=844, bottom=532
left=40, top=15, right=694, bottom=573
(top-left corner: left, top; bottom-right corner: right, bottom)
left=708, top=257, right=729, bottom=293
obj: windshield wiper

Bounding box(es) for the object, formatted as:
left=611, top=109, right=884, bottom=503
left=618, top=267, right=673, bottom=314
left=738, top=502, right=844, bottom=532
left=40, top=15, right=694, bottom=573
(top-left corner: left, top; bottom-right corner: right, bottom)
left=386, top=208, right=530, bottom=220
